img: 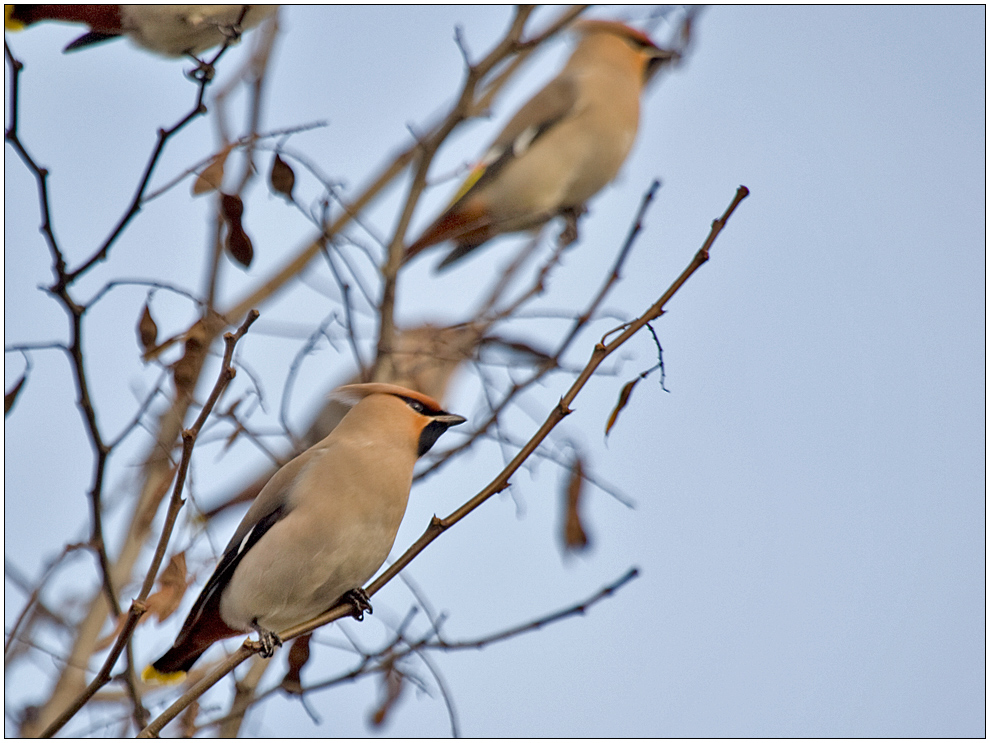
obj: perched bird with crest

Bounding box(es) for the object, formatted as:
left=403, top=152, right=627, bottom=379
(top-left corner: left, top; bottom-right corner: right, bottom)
left=143, top=383, right=465, bottom=682
left=4, top=4, right=275, bottom=57
left=405, top=19, right=672, bottom=271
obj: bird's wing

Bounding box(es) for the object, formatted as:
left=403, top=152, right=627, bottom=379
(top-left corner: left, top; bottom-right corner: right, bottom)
left=453, top=74, right=580, bottom=206
left=171, top=450, right=316, bottom=645
left=404, top=76, right=579, bottom=259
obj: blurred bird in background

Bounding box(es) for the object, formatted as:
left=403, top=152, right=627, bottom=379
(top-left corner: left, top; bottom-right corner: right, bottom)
left=405, top=19, right=673, bottom=271
left=4, top=4, right=276, bottom=57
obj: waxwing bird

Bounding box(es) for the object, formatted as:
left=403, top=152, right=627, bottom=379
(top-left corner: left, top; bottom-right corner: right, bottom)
left=202, top=322, right=487, bottom=520
left=405, top=19, right=671, bottom=271
left=4, top=5, right=276, bottom=57
left=143, top=383, right=465, bottom=682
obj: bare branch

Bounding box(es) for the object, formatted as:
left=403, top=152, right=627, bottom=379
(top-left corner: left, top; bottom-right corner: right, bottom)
left=38, top=311, right=260, bottom=738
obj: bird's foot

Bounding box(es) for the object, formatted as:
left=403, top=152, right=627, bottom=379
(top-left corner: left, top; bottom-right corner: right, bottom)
left=251, top=621, right=283, bottom=658
left=185, top=54, right=215, bottom=83
left=557, top=206, right=586, bottom=248
left=218, top=23, right=244, bottom=46
left=341, top=588, right=373, bottom=621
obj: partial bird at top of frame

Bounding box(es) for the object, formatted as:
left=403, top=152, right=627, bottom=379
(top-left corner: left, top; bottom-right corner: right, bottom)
left=4, top=5, right=276, bottom=57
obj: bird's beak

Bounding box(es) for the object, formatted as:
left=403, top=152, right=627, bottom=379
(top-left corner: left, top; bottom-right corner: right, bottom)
left=434, top=413, right=467, bottom=427
left=645, top=48, right=677, bottom=83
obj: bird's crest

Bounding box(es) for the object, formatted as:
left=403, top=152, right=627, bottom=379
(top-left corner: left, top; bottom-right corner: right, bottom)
left=332, top=383, right=445, bottom=414
left=574, top=19, right=658, bottom=50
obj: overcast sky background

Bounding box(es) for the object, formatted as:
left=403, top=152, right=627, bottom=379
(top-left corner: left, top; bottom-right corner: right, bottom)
left=4, top=5, right=985, bottom=738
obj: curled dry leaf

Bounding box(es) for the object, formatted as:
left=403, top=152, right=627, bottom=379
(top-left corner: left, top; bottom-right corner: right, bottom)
left=220, top=192, right=254, bottom=268
left=269, top=153, right=295, bottom=200
left=144, top=551, right=189, bottom=623
left=605, top=377, right=640, bottom=437
left=94, top=552, right=188, bottom=651
left=5, top=375, right=26, bottom=416
left=226, top=223, right=254, bottom=267
left=370, top=658, right=404, bottom=727
left=192, top=146, right=231, bottom=195
left=220, top=192, right=245, bottom=223
left=563, top=457, right=590, bottom=551
left=138, top=302, right=158, bottom=352
left=280, top=634, right=312, bottom=693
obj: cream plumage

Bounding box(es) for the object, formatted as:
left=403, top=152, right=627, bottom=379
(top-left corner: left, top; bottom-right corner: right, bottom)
left=143, top=383, right=465, bottom=682
left=4, top=5, right=276, bottom=57
left=405, top=19, right=669, bottom=271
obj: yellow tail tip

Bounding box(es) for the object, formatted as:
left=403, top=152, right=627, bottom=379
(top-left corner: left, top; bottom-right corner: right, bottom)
left=5, top=6, right=27, bottom=31
left=141, top=665, right=186, bottom=685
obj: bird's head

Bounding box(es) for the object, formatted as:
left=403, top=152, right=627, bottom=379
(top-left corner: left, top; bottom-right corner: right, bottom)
left=332, top=383, right=466, bottom=457
left=572, top=19, right=676, bottom=84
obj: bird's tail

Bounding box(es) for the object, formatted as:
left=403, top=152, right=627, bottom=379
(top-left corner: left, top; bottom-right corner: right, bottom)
left=404, top=202, right=492, bottom=265
left=142, top=643, right=210, bottom=685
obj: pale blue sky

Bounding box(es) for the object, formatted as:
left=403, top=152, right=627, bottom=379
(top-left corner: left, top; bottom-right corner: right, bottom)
left=4, top=6, right=985, bottom=737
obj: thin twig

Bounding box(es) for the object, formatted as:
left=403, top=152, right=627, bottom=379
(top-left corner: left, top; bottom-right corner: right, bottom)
left=63, top=32, right=245, bottom=285
left=421, top=179, right=663, bottom=478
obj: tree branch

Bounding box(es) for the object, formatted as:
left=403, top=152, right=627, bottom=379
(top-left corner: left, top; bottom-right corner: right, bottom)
left=38, top=311, right=260, bottom=738
left=137, top=185, right=748, bottom=736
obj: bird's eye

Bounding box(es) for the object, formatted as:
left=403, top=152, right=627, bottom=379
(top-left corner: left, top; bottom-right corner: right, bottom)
left=404, top=398, right=426, bottom=414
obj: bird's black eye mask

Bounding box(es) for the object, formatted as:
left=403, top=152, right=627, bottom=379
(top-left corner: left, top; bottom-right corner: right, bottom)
left=400, top=396, right=430, bottom=415
left=397, top=395, right=466, bottom=456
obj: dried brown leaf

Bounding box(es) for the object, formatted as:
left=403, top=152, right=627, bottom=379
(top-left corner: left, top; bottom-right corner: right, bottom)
left=5, top=375, right=26, bottom=416
left=192, top=147, right=230, bottom=195
left=563, top=457, right=590, bottom=551
left=226, top=222, right=254, bottom=268
left=280, top=634, right=312, bottom=693
left=220, top=192, right=245, bottom=223
left=269, top=153, right=295, bottom=200
left=94, top=554, right=187, bottom=651
left=370, top=659, right=404, bottom=727
left=605, top=377, right=640, bottom=437
left=220, top=193, right=254, bottom=267
left=144, top=552, right=189, bottom=622
left=138, top=302, right=158, bottom=352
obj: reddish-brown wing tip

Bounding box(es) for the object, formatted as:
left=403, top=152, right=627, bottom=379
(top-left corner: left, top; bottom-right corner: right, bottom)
left=405, top=201, right=491, bottom=262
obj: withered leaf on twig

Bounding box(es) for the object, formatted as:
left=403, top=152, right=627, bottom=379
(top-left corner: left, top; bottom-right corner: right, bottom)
left=269, top=153, right=295, bottom=200
left=220, top=192, right=244, bottom=223
left=94, top=552, right=188, bottom=651
left=562, top=456, right=590, bottom=551
left=137, top=302, right=158, bottom=352
left=144, top=551, right=189, bottom=623
left=5, top=375, right=26, bottom=416
left=221, top=192, right=254, bottom=268
left=369, top=659, right=404, bottom=727
left=280, top=634, right=312, bottom=693
left=605, top=377, right=641, bottom=437
left=226, top=223, right=254, bottom=268
left=192, top=145, right=231, bottom=195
